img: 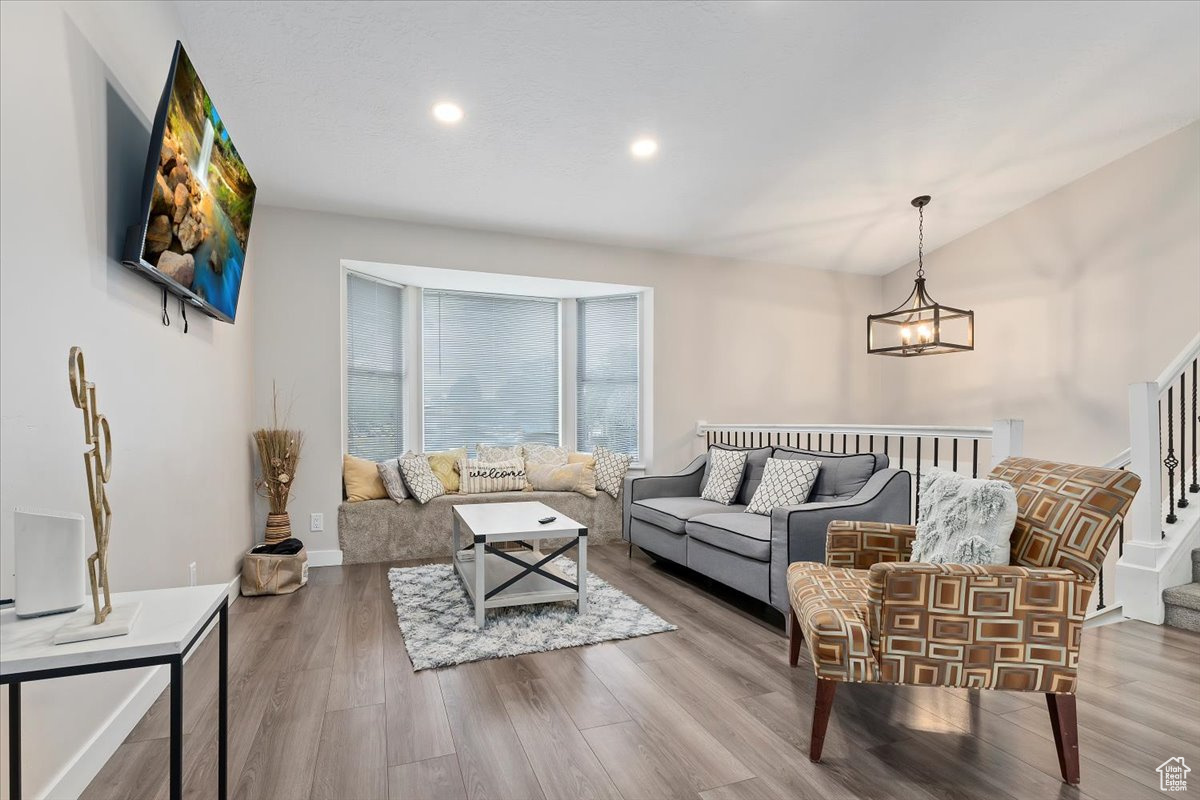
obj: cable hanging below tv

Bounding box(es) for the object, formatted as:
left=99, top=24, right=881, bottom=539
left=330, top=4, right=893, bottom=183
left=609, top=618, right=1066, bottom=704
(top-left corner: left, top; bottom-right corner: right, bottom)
left=122, top=41, right=256, bottom=324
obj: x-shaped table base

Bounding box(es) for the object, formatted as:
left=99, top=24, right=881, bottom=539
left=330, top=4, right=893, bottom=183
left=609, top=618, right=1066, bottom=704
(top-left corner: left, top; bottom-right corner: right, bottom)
left=484, top=539, right=579, bottom=599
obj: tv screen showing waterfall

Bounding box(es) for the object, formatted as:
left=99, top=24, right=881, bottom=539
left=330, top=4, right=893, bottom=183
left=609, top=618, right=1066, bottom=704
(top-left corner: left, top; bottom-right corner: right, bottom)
left=123, top=41, right=255, bottom=323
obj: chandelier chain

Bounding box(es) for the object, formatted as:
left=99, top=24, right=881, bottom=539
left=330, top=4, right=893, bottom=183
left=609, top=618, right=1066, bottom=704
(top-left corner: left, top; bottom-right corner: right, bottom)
left=916, top=205, right=924, bottom=279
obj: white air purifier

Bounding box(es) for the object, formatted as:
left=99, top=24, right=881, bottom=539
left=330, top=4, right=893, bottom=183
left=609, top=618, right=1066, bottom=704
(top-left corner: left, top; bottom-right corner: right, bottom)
left=14, top=508, right=87, bottom=618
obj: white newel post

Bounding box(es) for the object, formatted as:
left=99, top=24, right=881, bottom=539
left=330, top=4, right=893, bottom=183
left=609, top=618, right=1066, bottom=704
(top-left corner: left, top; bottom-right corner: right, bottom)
left=1118, top=381, right=1167, bottom=623
left=991, top=419, right=1024, bottom=466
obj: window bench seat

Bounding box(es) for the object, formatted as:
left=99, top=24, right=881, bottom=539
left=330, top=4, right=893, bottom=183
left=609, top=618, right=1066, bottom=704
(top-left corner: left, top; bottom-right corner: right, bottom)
left=337, top=490, right=623, bottom=565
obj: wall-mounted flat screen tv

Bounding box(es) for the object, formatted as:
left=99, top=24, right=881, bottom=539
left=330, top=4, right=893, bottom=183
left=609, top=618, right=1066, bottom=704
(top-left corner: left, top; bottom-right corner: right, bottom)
left=123, top=41, right=255, bottom=323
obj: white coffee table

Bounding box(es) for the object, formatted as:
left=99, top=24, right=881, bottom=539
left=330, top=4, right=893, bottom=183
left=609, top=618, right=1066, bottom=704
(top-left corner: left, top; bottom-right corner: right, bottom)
left=451, top=501, right=587, bottom=628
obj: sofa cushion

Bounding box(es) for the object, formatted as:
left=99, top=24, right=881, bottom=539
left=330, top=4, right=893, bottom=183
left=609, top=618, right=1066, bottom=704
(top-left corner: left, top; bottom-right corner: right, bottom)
left=772, top=448, right=885, bottom=501
left=630, top=497, right=748, bottom=534
left=701, top=445, right=772, bottom=505
left=686, top=512, right=772, bottom=561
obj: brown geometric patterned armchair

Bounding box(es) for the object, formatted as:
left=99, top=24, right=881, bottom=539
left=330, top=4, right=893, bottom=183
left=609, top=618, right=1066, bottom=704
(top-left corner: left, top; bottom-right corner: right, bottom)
left=785, top=457, right=1141, bottom=784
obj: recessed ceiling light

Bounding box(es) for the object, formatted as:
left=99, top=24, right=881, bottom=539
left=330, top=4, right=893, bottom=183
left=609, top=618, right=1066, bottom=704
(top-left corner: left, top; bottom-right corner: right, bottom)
left=630, top=137, right=658, bottom=159
left=432, top=101, right=464, bottom=124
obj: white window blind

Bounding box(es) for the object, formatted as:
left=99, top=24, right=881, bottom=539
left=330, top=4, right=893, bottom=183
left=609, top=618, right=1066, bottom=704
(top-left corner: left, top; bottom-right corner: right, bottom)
left=346, top=273, right=405, bottom=461
left=577, top=294, right=639, bottom=459
left=423, top=290, right=560, bottom=453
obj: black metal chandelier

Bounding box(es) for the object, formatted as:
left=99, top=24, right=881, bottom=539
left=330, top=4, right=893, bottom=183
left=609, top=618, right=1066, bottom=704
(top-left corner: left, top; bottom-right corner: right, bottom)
left=867, top=195, right=974, bottom=357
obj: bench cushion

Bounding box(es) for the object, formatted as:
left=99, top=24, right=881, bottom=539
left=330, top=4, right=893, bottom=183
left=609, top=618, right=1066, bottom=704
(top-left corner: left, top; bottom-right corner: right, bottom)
left=338, top=490, right=621, bottom=564
left=629, top=497, right=747, bottom=534
left=685, top=512, right=772, bottom=561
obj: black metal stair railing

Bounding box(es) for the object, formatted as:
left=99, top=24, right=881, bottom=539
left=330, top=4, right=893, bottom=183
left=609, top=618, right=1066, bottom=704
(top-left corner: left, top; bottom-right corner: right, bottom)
left=1162, top=356, right=1200, bottom=529
left=1095, top=349, right=1198, bottom=618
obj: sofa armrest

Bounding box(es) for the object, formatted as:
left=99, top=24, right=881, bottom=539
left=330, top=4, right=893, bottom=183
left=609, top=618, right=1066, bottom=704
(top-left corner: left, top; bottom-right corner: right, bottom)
left=767, top=468, right=910, bottom=611
left=866, top=562, right=1090, bottom=691
left=825, top=520, right=917, bottom=570
left=622, top=455, right=707, bottom=542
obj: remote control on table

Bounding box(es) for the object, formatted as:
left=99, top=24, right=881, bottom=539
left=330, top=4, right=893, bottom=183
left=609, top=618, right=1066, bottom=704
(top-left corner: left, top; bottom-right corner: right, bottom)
left=538, top=516, right=557, bottom=524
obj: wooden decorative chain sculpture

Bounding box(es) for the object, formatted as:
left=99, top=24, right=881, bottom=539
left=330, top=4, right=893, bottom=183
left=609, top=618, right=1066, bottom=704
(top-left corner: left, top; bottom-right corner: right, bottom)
left=69, top=347, right=113, bottom=625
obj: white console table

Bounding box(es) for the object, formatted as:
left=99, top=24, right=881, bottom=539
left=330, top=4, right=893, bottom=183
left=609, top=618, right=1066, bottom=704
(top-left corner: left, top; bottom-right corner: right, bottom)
left=0, top=584, right=230, bottom=800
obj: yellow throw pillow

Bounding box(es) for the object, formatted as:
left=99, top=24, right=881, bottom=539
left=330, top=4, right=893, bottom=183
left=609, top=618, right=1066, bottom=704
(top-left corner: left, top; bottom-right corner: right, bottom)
left=343, top=454, right=388, bottom=502
left=526, top=462, right=598, bottom=497
left=568, top=451, right=596, bottom=469
left=427, top=447, right=467, bottom=492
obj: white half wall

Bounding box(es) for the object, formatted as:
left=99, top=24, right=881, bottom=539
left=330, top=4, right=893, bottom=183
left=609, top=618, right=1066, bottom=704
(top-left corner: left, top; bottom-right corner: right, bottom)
left=0, top=2, right=256, bottom=797
left=878, top=121, right=1200, bottom=466
left=249, top=206, right=884, bottom=554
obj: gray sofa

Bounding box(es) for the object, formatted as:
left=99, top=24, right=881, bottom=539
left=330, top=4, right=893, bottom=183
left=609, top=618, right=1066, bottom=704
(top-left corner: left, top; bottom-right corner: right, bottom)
left=622, top=445, right=911, bottom=613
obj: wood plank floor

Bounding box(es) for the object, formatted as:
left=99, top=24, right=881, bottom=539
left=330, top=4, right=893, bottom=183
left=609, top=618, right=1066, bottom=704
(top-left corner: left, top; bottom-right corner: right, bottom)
left=83, top=544, right=1200, bottom=800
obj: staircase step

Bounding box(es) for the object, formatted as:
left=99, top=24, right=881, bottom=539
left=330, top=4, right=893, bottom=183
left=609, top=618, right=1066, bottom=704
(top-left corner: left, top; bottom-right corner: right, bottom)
left=1163, top=581, right=1200, bottom=611
left=1161, top=582, right=1200, bottom=633
left=1164, top=582, right=1200, bottom=633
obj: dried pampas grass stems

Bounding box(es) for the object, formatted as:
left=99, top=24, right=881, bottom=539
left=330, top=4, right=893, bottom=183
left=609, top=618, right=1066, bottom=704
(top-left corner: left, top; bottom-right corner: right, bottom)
left=254, top=384, right=303, bottom=515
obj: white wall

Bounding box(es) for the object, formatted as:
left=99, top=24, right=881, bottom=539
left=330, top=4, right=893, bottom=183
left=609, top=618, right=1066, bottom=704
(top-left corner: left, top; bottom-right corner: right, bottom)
left=0, top=2, right=255, bottom=797
left=878, top=121, right=1200, bottom=466
left=250, top=206, right=883, bottom=553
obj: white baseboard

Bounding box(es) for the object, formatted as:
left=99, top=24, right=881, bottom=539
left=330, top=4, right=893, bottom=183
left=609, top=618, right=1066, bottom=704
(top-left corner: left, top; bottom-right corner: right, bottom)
left=308, top=549, right=343, bottom=567
left=39, top=576, right=241, bottom=800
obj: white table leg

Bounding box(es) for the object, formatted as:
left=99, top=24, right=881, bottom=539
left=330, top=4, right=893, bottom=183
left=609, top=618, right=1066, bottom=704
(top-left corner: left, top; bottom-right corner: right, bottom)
left=451, top=513, right=460, bottom=556
left=577, top=530, right=588, bottom=614
left=474, top=539, right=486, bottom=628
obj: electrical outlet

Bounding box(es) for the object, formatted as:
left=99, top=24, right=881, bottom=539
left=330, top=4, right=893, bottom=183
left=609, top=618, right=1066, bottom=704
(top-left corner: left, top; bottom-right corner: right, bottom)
left=188, top=561, right=197, bottom=586
left=310, top=512, right=324, bottom=532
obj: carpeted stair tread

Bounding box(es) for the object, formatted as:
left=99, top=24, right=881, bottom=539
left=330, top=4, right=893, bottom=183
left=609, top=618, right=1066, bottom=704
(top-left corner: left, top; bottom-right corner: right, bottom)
left=1163, top=581, right=1200, bottom=612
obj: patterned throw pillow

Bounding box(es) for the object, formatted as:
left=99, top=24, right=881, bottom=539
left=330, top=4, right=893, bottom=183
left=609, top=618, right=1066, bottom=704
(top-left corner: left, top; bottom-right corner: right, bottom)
left=527, top=461, right=598, bottom=497
left=399, top=454, right=447, bottom=504
left=594, top=446, right=633, bottom=498
left=700, top=447, right=748, bottom=505
left=477, top=443, right=523, bottom=462
left=458, top=458, right=528, bottom=494
left=426, top=447, right=467, bottom=492
left=524, top=443, right=569, bottom=466
left=745, top=458, right=820, bottom=515
left=377, top=455, right=411, bottom=503
left=910, top=469, right=1017, bottom=565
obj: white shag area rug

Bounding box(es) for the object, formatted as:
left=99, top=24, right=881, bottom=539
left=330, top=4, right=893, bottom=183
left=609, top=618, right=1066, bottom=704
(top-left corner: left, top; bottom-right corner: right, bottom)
left=388, top=557, right=676, bottom=670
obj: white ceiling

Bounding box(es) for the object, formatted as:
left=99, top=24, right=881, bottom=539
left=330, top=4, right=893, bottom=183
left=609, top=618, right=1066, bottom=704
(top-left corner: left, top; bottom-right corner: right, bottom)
left=175, top=1, right=1200, bottom=275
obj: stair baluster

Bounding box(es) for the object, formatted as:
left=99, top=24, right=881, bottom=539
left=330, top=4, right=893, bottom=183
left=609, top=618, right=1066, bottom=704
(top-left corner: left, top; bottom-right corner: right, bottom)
left=1165, top=387, right=1178, bottom=525
left=1191, top=358, right=1199, bottom=494
left=1180, top=373, right=1189, bottom=509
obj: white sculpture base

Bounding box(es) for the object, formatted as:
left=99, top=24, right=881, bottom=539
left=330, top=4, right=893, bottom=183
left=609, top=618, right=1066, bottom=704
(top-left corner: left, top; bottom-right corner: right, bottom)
left=52, top=601, right=142, bottom=645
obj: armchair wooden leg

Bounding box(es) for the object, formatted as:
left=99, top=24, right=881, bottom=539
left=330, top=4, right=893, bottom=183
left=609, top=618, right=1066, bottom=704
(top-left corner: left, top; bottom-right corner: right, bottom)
left=788, top=608, right=803, bottom=667
left=1046, top=693, right=1080, bottom=784
left=810, top=679, right=837, bottom=762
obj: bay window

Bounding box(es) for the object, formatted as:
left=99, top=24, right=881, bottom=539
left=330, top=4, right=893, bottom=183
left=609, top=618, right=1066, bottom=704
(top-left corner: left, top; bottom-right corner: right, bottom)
left=344, top=271, right=644, bottom=462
